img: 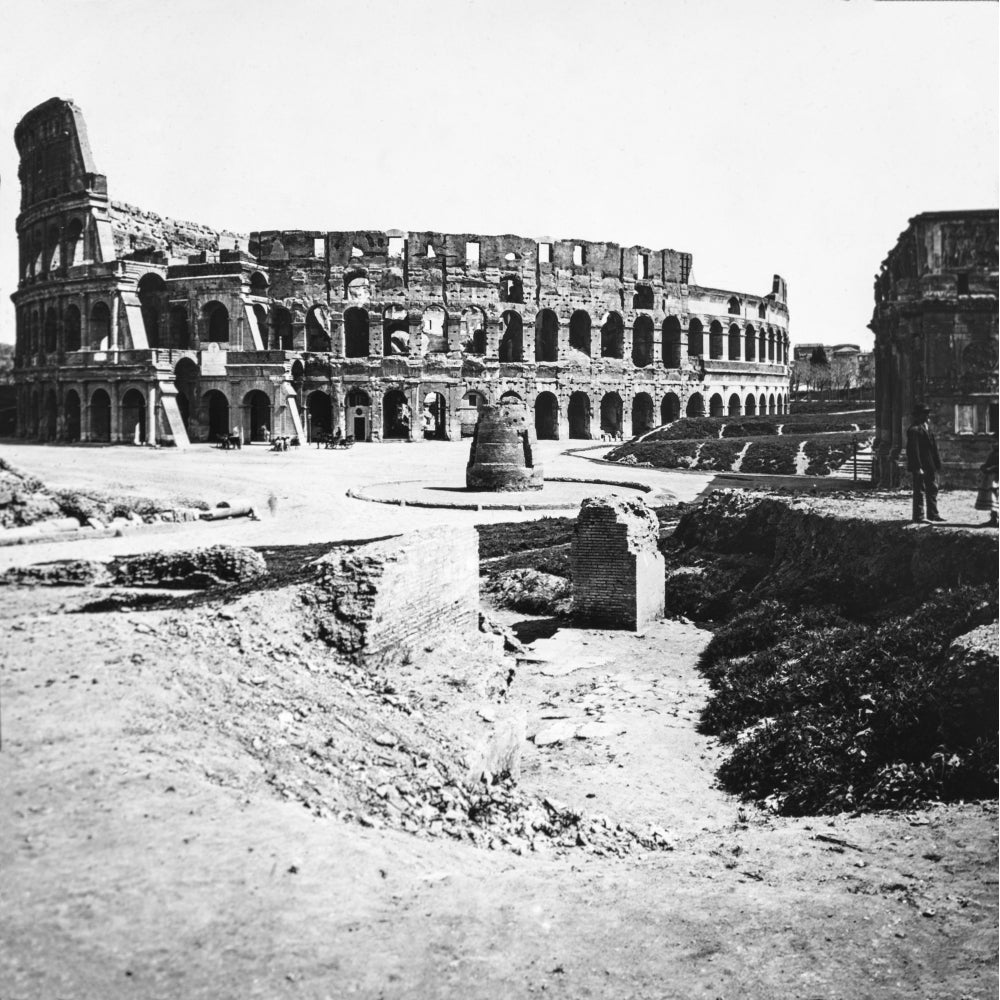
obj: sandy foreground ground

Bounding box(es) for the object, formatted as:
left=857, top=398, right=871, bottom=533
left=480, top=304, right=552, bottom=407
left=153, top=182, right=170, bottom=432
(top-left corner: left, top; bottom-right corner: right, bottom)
left=1, top=439, right=997, bottom=999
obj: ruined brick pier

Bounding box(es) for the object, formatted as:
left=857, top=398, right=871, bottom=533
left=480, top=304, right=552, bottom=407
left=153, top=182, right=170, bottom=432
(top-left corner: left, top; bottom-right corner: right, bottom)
left=571, top=496, right=665, bottom=630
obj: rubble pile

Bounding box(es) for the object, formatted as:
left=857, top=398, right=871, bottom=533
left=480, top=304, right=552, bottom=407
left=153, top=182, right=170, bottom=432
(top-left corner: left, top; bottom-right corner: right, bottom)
left=110, top=545, right=266, bottom=588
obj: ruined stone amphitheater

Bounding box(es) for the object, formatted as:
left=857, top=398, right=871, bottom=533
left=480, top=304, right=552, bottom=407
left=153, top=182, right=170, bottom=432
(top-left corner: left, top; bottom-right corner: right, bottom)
left=12, top=97, right=791, bottom=447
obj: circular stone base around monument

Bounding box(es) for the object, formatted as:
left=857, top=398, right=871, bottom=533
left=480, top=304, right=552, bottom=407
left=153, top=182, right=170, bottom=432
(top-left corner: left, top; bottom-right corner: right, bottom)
left=465, top=464, right=544, bottom=492
left=346, top=476, right=675, bottom=511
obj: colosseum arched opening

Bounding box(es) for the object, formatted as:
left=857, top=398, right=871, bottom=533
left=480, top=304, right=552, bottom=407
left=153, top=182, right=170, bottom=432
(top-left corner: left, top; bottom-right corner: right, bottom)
left=534, top=391, right=559, bottom=440
left=631, top=392, right=655, bottom=437
left=568, top=391, right=591, bottom=439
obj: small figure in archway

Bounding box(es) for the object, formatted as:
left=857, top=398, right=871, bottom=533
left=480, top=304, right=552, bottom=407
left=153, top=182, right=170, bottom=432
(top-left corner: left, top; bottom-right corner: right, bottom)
left=975, top=439, right=999, bottom=527
left=260, top=425, right=270, bottom=444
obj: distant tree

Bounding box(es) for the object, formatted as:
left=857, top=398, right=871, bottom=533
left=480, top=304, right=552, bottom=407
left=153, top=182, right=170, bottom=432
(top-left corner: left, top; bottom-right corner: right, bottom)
left=809, top=345, right=829, bottom=367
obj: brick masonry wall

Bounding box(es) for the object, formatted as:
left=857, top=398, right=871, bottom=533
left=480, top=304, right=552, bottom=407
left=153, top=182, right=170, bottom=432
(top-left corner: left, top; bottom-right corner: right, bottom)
left=571, top=496, right=665, bottom=630
left=309, top=525, right=479, bottom=665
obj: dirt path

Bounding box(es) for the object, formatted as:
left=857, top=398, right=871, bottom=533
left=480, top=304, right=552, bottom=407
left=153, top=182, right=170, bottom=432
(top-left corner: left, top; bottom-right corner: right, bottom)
left=3, top=580, right=995, bottom=999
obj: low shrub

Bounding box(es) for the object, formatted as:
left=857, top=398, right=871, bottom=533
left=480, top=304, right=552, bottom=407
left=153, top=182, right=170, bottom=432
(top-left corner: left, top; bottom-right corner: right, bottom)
left=697, top=439, right=745, bottom=472
left=739, top=439, right=798, bottom=475
left=698, top=585, right=998, bottom=813
left=721, top=421, right=778, bottom=438
left=789, top=400, right=875, bottom=415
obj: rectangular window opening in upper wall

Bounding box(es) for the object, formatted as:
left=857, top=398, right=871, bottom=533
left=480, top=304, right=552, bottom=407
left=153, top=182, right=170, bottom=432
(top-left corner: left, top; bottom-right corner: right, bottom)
left=466, top=241, right=480, bottom=266
left=538, top=243, right=552, bottom=264
left=313, top=237, right=325, bottom=257
left=573, top=244, right=585, bottom=267
left=638, top=253, right=649, bottom=279
left=388, top=237, right=405, bottom=258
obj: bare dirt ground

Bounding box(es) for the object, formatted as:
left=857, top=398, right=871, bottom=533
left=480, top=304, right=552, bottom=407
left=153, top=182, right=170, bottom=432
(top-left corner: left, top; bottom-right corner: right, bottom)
left=1, top=440, right=997, bottom=999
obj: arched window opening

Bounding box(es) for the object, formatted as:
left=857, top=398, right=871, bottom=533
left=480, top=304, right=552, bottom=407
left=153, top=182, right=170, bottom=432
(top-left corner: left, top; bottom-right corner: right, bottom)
left=43, top=308, right=58, bottom=353
left=499, top=311, right=523, bottom=362
left=534, top=391, right=559, bottom=440
left=728, top=393, right=742, bottom=416
left=66, top=218, right=85, bottom=268
left=535, top=310, right=558, bottom=362
left=170, top=306, right=191, bottom=349
left=709, top=393, right=724, bottom=418
left=728, top=324, right=741, bottom=361
left=600, top=392, right=623, bottom=439
left=64, top=305, right=81, bottom=352
left=306, top=307, right=330, bottom=352
left=383, top=305, right=410, bottom=355
left=204, top=390, right=230, bottom=440
left=632, top=315, right=654, bottom=367
left=243, top=389, right=272, bottom=442
left=601, top=312, right=624, bottom=359
left=249, top=271, right=268, bottom=296
left=422, top=306, right=448, bottom=354
left=64, top=389, right=82, bottom=442
left=90, top=389, right=112, bottom=442
left=759, top=328, right=767, bottom=361
left=768, top=393, right=776, bottom=415
left=569, top=310, right=591, bottom=357
left=461, top=308, right=487, bottom=355
left=727, top=296, right=741, bottom=315
left=344, top=271, right=370, bottom=303
left=203, top=301, right=230, bottom=343
left=500, top=274, right=524, bottom=304
left=745, top=324, right=756, bottom=361
left=42, top=390, right=58, bottom=440
left=383, top=389, right=411, bottom=439
left=307, top=390, right=332, bottom=441
left=632, top=284, right=654, bottom=310
left=121, top=388, right=147, bottom=444
left=709, top=321, right=724, bottom=360
left=661, top=392, right=680, bottom=424
left=568, top=391, right=591, bottom=439
left=758, top=302, right=766, bottom=319
left=345, top=389, right=371, bottom=441
left=631, top=392, right=655, bottom=437
left=687, top=318, right=704, bottom=357
left=90, top=302, right=111, bottom=351
left=686, top=392, right=705, bottom=417
left=759, top=393, right=767, bottom=415
left=422, top=391, right=447, bottom=439
left=45, top=225, right=61, bottom=274
left=662, top=316, right=682, bottom=368
left=745, top=394, right=757, bottom=416
left=138, top=273, right=166, bottom=349
left=767, top=329, right=775, bottom=362
left=344, top=308, right=369, bottom=357
left=272, top=306, right=293, bottom=351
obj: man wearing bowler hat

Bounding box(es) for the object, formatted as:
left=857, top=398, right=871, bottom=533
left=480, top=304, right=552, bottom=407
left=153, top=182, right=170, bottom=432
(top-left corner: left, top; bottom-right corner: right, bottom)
left=906, top=402, right=945, bottom=523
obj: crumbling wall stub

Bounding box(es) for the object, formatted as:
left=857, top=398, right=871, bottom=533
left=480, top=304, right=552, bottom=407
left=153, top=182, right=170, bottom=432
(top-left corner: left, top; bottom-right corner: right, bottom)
left=571, top=496, right=665, bottom=630
left=466, top=402, right=544, bottom=491
left=309, top=526, right=480, bottom=666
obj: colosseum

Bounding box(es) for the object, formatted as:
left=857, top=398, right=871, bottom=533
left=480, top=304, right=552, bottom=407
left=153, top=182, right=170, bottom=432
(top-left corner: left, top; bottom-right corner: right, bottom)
left=11, top=98, right=791, bottom=447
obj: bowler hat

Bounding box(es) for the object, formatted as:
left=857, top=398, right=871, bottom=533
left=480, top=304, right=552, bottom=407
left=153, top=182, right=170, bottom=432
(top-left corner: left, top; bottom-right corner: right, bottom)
left=912, top=402, right=931, bottom=418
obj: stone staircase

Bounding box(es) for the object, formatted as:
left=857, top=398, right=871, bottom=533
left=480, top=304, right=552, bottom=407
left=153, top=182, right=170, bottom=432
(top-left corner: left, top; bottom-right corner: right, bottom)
left=828, top=441, right=874, bottom=481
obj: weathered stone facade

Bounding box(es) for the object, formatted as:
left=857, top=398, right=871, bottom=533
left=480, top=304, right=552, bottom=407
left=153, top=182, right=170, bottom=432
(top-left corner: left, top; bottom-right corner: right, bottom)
left=870, top=210, right=999, bottom=487
left=12, top=98, right=791, bottom=447
left=466, top=402, right=543, bottom=492
left=572, top=496, right=665, bottom=630
left=307, top=526, right=480, bottom=666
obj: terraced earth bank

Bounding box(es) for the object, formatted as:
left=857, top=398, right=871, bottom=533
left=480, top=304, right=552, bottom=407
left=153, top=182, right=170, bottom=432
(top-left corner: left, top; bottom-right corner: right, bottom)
left=2, top=494, right=997, bottom=999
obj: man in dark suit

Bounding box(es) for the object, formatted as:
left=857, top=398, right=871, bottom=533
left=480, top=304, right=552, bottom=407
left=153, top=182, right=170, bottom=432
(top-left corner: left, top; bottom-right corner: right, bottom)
left=906, top=402, right=945, bottom=523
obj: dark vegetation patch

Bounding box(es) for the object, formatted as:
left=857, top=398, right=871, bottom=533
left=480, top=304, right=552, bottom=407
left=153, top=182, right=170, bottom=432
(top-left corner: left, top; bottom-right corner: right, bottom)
left=628, top=411, right=876, bottom=447
left=609, top=433, right=871, bottom=476
left=477, top=517, right=574, bottom=560
left=789, top=400, right=875, bottom=415
left=698, top=589, right=998, bottom=814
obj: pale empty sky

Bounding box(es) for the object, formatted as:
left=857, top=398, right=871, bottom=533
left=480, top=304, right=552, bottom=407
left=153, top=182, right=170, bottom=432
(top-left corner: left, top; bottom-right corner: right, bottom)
left=0, top=0, right=996, bottom=349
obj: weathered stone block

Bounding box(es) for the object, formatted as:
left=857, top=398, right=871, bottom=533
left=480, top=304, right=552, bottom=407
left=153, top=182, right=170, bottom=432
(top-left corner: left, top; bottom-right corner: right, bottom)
left=571, top=495, right=664, bottom=630
left=308, top=526, right=479, bottom=666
